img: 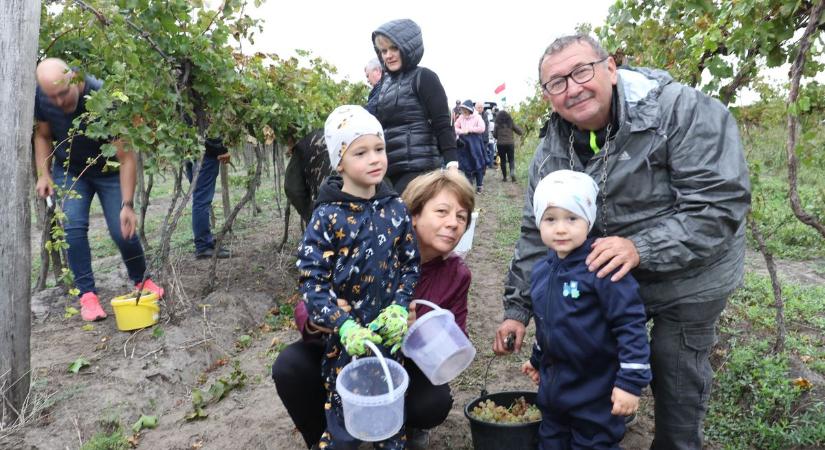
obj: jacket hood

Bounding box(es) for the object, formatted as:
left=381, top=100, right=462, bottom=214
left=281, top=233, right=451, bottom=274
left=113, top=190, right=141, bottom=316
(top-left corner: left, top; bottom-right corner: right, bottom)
left=372, top=19, right=423, bottom=72
left=546, top=66, right=674, bottom=138
left=315, top=175, right=397, bottom=206
left=616, top=66, right=672, bottom=131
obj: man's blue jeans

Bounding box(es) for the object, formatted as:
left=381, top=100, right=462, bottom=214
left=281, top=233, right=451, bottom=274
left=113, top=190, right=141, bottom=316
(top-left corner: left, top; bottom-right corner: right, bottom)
left=52, top=165, right=147, bottom=295
left=185, top=155, right=220, bottom=253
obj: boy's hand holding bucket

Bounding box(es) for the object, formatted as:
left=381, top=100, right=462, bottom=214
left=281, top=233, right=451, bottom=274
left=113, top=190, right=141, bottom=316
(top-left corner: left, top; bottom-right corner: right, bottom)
left=368, top=304, right=408, bottom=354
left=339, top=320, right=382, bottom=356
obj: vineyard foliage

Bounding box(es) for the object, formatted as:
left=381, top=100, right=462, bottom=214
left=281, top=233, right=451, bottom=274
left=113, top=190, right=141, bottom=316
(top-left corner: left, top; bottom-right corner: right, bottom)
left=39, top=0, right=367, bottom=171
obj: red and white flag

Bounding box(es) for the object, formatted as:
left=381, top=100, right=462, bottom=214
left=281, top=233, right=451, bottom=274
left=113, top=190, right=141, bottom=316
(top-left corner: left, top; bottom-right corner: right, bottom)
left=494, top=83, right=506, bottom=95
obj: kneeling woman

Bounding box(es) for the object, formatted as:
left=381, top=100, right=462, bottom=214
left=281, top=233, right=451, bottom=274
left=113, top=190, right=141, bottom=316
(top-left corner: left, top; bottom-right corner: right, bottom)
left=273, top=170, right=475, bottom=449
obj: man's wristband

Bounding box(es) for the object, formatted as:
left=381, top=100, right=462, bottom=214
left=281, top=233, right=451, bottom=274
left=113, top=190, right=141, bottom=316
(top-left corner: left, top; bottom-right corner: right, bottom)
left=121, top=200, right=134, bottom=210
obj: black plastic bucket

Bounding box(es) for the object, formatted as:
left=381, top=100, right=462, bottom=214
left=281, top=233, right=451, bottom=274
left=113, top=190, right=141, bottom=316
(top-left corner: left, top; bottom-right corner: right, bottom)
left=464, top=390, right=540, bottom=450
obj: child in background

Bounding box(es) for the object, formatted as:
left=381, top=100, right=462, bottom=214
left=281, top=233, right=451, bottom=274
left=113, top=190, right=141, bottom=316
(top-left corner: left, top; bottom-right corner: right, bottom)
left=521, top=170, right=651, bottom=450
left=296, top=105, right=419, bottom=450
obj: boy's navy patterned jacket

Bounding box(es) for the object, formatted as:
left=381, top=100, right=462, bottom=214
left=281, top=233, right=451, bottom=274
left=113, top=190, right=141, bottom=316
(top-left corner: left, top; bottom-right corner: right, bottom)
left=530, top=237, right=651, bottom=411
left=297, top=176, right=420, bottom=333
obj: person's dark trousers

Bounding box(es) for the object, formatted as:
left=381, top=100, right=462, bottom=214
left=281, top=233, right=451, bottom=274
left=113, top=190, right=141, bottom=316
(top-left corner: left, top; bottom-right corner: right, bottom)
left=461, top=170, right=484, bottom=192
left=185, top=155, right=220, bottom=253
left=498, top=144, right=515, bottom=180
left=272, top=339, right=453, bottom=448
left=272, top=339, right=326, bottom=448
left=648, top=298, right=726, bottom=450
left=488, top=142, right=497, bottom=167
left=389, top=170, right=429, bottom=196
left=405, top=361, right=453, bottom=429
left=537, top=397, right=624, bottom=450
left=472, top=170, right=484, bottom=191
left=52, top=165, right=147, bottom=294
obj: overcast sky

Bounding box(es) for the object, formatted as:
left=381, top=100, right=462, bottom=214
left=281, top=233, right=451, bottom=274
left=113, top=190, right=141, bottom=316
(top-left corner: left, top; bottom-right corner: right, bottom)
left=242, top=0, right=616, bottom=107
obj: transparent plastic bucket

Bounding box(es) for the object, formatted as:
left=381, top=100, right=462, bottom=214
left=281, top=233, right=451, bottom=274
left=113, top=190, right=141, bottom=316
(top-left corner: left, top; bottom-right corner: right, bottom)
left=336, top=340, right=409, bottom=442
left=402, top=300, right=476, bottom=385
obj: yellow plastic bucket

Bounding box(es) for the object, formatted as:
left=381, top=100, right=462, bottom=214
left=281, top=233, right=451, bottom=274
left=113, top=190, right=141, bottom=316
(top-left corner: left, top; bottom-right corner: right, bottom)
left=111, top=291, right=160, bottom=331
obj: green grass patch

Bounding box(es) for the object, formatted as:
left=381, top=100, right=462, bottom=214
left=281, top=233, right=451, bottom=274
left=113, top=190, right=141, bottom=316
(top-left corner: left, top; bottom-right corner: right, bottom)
left=748, top=177, right=825, bottom=259
left=708, top=272, right=825, bottom=447
left=728, top=273, right=825, bottom=334
left=745, top=122, right=825, bottom=260
left=706, top=338, right=825, bottom=449
left=80, top=414, right=129, bottom=450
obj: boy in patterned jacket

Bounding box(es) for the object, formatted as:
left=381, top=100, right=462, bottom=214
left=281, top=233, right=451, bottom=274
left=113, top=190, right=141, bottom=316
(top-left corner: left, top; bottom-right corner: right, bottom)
left=521, top=170, right=651, bottom=449
left=296, top=105, right=420, bottom=450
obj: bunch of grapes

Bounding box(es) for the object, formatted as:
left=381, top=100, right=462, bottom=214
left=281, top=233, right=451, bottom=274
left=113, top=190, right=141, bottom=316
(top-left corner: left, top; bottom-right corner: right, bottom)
left=470, top=396, right=541, bottom=424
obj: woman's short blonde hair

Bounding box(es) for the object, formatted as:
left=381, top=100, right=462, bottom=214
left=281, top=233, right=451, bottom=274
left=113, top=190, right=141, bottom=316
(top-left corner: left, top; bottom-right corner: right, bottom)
left=402, top=169, right=476, bottom=228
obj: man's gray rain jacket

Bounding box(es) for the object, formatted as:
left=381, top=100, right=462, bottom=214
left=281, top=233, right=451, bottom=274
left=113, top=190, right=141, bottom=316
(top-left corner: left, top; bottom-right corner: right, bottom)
left=504, top=67, right=751, bottom=324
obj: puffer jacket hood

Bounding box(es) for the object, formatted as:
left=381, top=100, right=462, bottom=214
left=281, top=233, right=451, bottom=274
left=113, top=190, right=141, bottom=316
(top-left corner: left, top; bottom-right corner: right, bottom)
left=315, top=175, right=397, bottom=206
left=372, top=19, right=423, bottom=72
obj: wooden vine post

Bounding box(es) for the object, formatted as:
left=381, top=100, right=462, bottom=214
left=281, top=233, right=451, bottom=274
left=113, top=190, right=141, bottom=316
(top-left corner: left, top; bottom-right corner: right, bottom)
left=0, top=0, right=41, bottom=423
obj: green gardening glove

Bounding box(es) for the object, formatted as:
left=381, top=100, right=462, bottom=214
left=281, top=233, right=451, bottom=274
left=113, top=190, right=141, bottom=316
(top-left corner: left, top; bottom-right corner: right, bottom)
left=339, top=319, right=383, bottom=357
left=368, top=304, right=409, bottom=354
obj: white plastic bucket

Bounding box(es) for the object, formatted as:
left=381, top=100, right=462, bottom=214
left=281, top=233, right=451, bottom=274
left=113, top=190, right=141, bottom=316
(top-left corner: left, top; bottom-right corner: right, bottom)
left=453, top=211, right=479, bottom=257
left=336, top=340, right=409, bottom=442
left=402, top=300, right=477, bottom=385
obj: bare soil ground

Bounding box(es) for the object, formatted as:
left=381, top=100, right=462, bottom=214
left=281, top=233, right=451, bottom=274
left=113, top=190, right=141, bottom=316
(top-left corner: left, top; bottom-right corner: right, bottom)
left=3, top=169, right=823, bottom=450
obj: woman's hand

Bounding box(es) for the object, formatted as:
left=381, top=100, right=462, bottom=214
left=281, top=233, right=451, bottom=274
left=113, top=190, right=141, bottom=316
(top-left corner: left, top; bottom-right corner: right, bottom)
left=407, top=303, right=417, bottom=327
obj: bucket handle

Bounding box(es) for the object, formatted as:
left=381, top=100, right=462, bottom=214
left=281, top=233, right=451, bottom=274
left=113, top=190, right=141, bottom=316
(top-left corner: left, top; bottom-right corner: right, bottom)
left=133, top=278, right=147, bottom=306
left=479, top=332, right=516, bottom=398
left=410, top=299, right=442, bottom=314
left=363, top=340, right=395, bottom=395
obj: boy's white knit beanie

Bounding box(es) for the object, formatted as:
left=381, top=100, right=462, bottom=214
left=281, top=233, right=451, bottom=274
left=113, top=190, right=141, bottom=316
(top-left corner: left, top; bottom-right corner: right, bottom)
left=533, top=169, right=599, bottom=231
left=324, top=105, right=384, bottom=168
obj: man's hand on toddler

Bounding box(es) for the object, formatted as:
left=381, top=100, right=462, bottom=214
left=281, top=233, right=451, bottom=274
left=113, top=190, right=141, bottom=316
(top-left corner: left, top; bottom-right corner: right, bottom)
left=339, top=319, right=382, bottom=356
left=610, top=387, right=640, bottom=416
left=368, top=304, right=409, bottom=354
left=520, top=361, right=540, bottom=385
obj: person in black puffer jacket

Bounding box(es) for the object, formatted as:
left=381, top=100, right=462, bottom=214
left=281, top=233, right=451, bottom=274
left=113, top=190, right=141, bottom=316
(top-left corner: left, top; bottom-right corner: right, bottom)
left=372, top=19, right=460, bottom=194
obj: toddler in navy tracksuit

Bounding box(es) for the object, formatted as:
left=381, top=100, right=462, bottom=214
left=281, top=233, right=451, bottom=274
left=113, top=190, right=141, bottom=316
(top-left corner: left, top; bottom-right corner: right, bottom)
left=521, top=170, right=651, bottom=450
left=297, top=105, right=420, bottom=449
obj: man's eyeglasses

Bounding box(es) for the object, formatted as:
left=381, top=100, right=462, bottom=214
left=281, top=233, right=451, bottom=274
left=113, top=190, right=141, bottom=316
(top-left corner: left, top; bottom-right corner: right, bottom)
left=541, top=56, right=609, bottom=95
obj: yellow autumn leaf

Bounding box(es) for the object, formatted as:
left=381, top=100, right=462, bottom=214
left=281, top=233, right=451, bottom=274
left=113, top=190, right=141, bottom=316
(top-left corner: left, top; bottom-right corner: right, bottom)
left=792, top=377, right=813, bottom=390
left=263, top=124, right=275, bottom=145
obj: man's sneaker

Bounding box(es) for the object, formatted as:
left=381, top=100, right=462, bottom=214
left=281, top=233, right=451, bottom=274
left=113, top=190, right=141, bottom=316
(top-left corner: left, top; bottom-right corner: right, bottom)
left=79, top=292, right=107, bottom=322
left=195, top=247, right=231, bottom=260
left=407, top=428, right=430, bottom=450
left=136, top=278, right=165, bottom=298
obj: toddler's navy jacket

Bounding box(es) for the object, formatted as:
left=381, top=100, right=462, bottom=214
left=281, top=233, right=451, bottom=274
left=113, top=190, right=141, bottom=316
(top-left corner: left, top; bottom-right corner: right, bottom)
left=530, top=237, right=651, bottom=411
